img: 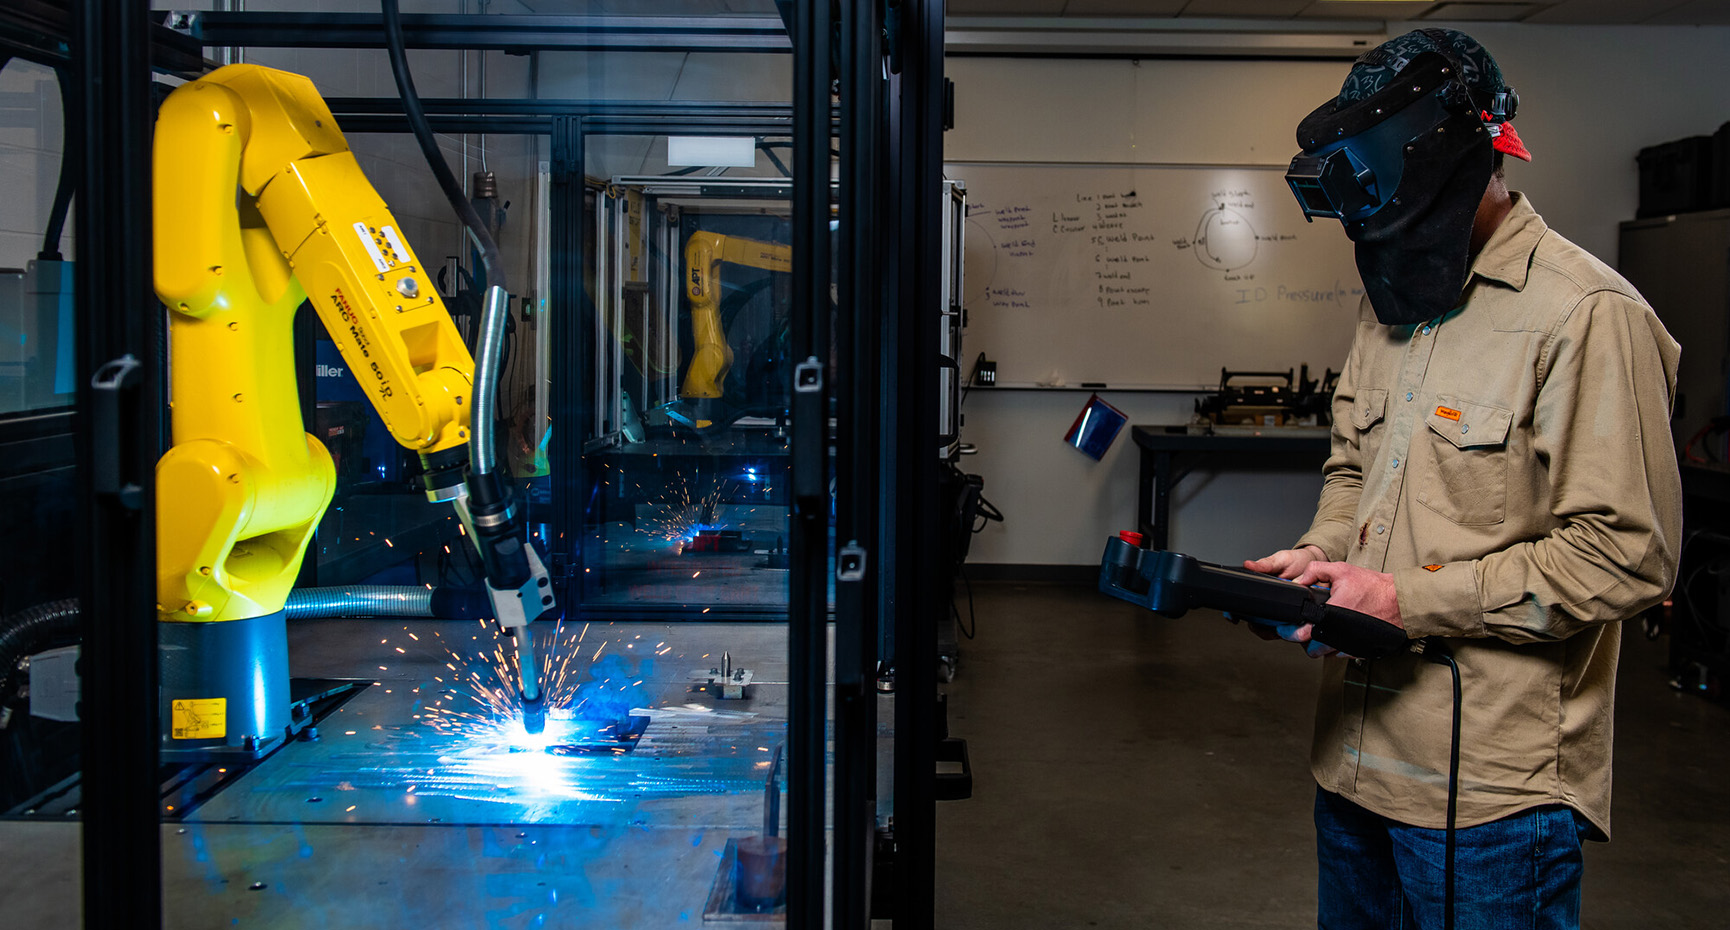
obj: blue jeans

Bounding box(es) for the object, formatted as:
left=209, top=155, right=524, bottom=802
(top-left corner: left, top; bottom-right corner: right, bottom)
left=1314, top=788, right=1590, bottom=930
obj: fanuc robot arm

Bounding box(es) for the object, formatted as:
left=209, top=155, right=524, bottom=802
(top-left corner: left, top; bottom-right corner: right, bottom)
left=669, top=231, right=793, bottom=431
left=153, top=64, right=552, bottom=730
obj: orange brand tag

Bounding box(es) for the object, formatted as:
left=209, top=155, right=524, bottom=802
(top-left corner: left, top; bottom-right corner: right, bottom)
left=1424, top=564, right=1444, bottom=572
left=1434, top=406, right=1462, bottom=421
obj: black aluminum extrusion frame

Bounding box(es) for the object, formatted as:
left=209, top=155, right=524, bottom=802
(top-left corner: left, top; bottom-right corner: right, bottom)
left=888, top=2, right=950, bottom=924
left=160, top=11, right=793, bottom=54
left=54, top=4, right=954, bottom=927
left=787, top=2, right=831, bottom=925
left=72, top=1, right=164, bottom=928
left=833, top=0, right=887, bottom=923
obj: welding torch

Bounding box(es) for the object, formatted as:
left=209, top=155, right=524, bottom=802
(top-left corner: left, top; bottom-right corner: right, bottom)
left=383, top=0, right=553, bottom=733
left=449, top=285, right=555, bottom=734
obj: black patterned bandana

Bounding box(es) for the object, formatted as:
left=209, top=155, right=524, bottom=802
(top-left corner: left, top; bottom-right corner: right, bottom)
left=1337, top=29, right=1530, bottom=162
left=1338, top=30, right=1503, bottom=107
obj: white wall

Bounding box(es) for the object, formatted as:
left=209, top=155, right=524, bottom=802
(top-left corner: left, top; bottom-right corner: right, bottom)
left=949, top=23, right=1730, bottom=567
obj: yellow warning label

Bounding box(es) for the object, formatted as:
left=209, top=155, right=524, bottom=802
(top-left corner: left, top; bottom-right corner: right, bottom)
left=171, top=698, right=226, bottom=740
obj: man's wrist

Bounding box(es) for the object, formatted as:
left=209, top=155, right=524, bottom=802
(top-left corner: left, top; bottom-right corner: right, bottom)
left=1392, top=561, right=1486, bottom=638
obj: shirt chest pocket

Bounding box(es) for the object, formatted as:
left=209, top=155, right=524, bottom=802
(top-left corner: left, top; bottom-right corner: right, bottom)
left=1413, top=396, right=1514, bottom=526
left=1349, top=388, right=1390, bottom=462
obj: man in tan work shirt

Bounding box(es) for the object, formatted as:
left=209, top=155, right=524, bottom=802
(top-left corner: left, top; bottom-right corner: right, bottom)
left=1247, top=29, right=1681, bottom=929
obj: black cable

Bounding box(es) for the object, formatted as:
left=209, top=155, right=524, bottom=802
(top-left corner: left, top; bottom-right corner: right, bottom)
left=956, top=565, right=977, bottom=640
left=973, top=495, right=1004, bottom=530
left=1421, top=639, right=1462, bottom=930
left=0, top=600, right=81, bottom=705
left=39, top=65, right=77, bottom=262
left=380, top=0, right=506, bottom=293
left=959, top=351, right=986, bottom=409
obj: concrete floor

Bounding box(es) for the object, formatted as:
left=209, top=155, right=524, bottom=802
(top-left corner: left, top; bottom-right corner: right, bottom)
left=934, top=582, right=1730, bottom=929
left=6, top=584, right=1726, bottom=927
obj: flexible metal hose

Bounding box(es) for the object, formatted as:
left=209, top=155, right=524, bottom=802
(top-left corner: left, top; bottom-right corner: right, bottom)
left=471, top=284, right=509, bottom=476
left=284, top=586, right=434, bottom=620
left=0, top=599, right=81, bottom=700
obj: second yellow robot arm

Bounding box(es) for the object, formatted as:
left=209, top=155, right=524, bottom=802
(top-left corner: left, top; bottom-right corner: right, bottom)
left=680, top=230, right=793, bottom=400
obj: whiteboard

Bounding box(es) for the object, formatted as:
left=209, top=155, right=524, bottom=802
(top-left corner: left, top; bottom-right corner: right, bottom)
left=949, top=162, right=1365, bottom=388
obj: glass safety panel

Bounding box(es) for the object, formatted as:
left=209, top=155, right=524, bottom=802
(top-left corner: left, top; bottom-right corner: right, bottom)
left=115, top=8, right=832, bottom=930
left=0, top=57, right=74, bottom=418
left=577, top=173, right=805, bottom=619
left=0, top=53, right=81, bottom=922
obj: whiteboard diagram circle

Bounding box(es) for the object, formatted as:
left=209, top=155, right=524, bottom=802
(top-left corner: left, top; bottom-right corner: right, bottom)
left=963, top=217, right=998, bottom=305
left=1194, top=206, right=1257, bottom=272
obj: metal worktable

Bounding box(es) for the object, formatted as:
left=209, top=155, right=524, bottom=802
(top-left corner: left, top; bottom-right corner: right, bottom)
left=1132, top=424, right=1332, bottom=550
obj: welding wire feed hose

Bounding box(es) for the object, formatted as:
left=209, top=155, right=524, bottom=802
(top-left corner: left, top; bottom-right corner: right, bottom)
left=471, top=284, right=509, bottom=476
left=0, top=598, right=80, bottom=699
left=379, top=0, right=505, bottom=296
left=380, top=0, right=508, bottom=478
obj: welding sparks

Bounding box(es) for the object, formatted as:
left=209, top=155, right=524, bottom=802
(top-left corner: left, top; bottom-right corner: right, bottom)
left=347, top=619, right=788, bottom=817
left=419, top=617, right=656, bottom=757
left=634, top=472, right=742, bottom=544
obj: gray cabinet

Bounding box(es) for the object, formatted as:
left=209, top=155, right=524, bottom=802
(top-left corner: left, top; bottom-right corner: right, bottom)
left=1619, top=208, right=1730, bottom=454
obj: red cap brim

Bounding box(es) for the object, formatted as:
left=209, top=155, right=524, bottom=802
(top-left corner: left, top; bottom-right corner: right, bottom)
left=1494, top=121, right=1532, bottom=162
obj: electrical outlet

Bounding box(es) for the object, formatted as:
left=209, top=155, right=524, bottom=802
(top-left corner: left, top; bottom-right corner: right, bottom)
left=976, top=360, right=997, bottom=386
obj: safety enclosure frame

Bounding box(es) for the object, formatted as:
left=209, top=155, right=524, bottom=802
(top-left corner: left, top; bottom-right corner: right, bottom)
left=55, top=3, right=952, bottom=929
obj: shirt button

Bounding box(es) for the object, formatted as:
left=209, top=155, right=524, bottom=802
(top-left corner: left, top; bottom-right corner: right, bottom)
left=1422, top=325, right=1432, bottom=335
left=1376, top=525, right=1385, bottom=534
left=1392, top=459, right=1400, bottom=468
left=1405, top=391, right=1414, bottom=402
left=1461, top=424, right=1470, bottom=434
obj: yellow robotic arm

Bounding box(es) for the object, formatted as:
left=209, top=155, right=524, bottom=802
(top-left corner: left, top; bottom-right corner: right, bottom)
left=674, top=231, right=792, bottom=430
left=154, top=65, right=553, bottom=748
left=154, top=64, right=474, bottom=626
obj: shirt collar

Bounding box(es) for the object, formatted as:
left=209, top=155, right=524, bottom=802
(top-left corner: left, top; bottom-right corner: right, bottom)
left=1468, top=191, right=1544, bottom=291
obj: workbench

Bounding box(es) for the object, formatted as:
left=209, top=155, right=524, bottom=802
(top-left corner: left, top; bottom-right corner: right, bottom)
left=1132, top=424, right=1332, bottom=550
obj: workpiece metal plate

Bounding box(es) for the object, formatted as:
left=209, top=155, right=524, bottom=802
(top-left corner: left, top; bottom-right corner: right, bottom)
left=191, top=619, right=791, bottom=831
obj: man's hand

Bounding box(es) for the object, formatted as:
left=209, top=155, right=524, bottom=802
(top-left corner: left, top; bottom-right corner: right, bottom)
left=1239, top=548, right=1401, bottom=658
left=1291, top=561, right=1404, bottom=630
left=1237, top=545, right=1332, bottom=655
left=1243, top=545, right=1327, bottom=580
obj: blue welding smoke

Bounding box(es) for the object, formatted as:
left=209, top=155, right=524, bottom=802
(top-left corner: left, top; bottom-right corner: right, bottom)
left=570, top=654, right=654, bottom=724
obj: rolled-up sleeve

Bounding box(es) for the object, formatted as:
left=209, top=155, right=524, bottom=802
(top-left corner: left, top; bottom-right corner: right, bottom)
left=1397, top=290, right=1682, bottom=643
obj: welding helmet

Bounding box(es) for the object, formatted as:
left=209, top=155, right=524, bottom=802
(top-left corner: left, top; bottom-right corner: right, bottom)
left=1286, top=53, right=1483, bottom=223
left=1286, top=30, right=1523, bottom=326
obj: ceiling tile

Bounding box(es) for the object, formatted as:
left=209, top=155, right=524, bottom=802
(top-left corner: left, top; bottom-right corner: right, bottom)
left=1524, top=0, right=1690, bottom=23
left=1178, top=0, right=1313, bottom=15
left=1298, top=1, right=1439, bottom=20
left=1417, top=1, right=1542, bottom=19
left=1061, top=0, right=1189, bottom=12
left=946, top=0, right=1071, bottom=13
left=1645, top=0, right=1730, bottom=23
